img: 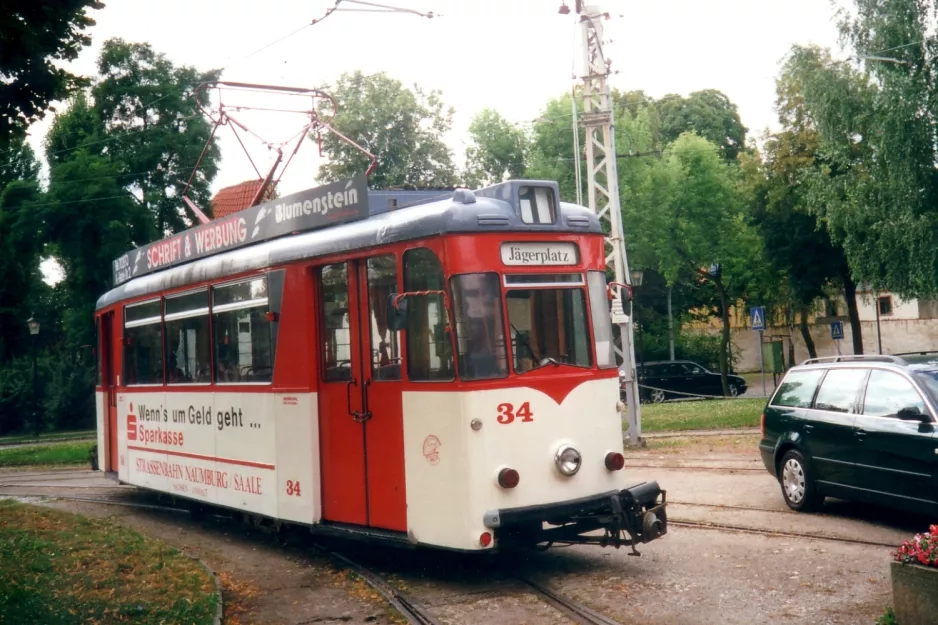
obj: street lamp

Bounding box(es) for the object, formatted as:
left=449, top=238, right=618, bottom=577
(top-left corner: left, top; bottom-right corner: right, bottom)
left=26, top=316, right=40, bottom=437
left=630, top=269, right=644, bottom=287
left=630, top=270, right=645, bottom=365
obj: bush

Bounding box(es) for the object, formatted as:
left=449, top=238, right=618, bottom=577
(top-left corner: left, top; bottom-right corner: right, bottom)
left=42, top=353, right=95, bottom=431
left=0, top=358, right=31, bottom=435
left=0, top=351, right=94, bottom=435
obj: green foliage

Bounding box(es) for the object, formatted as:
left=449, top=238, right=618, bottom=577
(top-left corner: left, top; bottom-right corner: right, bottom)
left=628, top=132, right=764, bottom=391
left=0, top=358, right=32, bottom=435
left=0, top=1, right=103, bottom=144
left=0, top=176, right=43, bottom=364
left=317, top=71, right=456, bottom=189
left=91, top=39, right=221, bottom=235
left=656, top=90, right=748, bottom=161
left=784, top=0, right=938, bottom=297
left=0, top=353, right=95, bottom=436
left=875, top=606, right=896, bottom=625
left=463, top=108, right=528, bottom=187
left=524, top=93, right=584, bottom=201
left=42, top=353, right=95, bottom=431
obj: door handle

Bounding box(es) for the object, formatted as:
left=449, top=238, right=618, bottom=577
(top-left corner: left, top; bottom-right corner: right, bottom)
left=360, top=379, right=373, bottom=423
left=803, top=424, right=814, bottom=432
left=855, top=429, right=867, bottom=440
left=347, top=377, right=362, bottom=421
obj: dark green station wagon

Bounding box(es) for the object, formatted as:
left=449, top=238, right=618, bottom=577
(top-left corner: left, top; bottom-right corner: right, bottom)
left=760, top=354, right=938, bottom=517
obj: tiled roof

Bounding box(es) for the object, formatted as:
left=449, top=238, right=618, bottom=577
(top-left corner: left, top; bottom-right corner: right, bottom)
left=210, top=180, right=274, bottom=219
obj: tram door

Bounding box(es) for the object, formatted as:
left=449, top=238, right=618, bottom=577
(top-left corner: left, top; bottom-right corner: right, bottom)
left=317, top=256, right=407, bottom=531
left=100, top=312, right=119, bottom=472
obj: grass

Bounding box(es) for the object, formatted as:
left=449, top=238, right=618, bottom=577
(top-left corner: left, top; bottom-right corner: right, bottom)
left=0, top=429, right=95, bottom=445
left=0, top=500, right=217, bottom=624
left=0, top=441, right=94, bottom=468
left=638, top=398, right=765, bottom=432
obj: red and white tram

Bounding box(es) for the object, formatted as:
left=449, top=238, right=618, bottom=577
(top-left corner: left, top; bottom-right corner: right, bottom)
left=94, top=176, right=667, bottom=552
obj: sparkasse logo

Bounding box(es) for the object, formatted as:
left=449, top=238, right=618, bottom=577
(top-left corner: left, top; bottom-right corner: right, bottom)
left=127, top=403, right=137, bottom=441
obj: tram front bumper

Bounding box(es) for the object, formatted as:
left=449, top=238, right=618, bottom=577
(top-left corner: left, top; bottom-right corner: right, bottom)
left=483, top=482, right=667, bottom=551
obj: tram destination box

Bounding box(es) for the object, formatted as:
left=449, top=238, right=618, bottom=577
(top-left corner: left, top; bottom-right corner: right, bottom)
left=112, top=175, right=370, bottom=286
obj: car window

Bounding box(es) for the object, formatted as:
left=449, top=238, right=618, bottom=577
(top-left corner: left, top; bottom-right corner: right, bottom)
left=662, top=364, right=685, bottom=377
left=862, top=370, right=927, bottom=418
left=771, top=369, right=825, bottom=408
left=813, top=369, right=868, bottom=413
left=686, top=363, right=706, bottom=375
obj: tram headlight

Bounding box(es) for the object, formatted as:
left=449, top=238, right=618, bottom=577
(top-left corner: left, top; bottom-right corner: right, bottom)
left=554, top=445, right=582, bottom=476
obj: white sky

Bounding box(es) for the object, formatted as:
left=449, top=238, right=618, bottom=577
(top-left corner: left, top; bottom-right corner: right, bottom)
left=26, top=0, right=845, bottom=199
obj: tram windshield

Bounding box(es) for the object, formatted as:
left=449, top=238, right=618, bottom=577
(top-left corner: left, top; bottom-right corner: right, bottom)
left=506, top=280, right=592, bottom=373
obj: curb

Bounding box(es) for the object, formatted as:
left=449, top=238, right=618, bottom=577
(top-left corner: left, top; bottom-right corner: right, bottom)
left=641, top=427, right=760, bottom=439
left=188, top=553, right=223, bottom=625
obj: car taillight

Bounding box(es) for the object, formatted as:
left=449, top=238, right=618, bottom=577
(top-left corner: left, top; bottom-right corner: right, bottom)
left=760, top=412, right=766, bottom=439
left=604, top=451, right=625, bottom=471
left=497, top=468, right=520, bottom=489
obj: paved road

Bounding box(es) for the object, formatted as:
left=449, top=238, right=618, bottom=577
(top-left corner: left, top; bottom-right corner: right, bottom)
left=1, top=449, right=921, bottom=625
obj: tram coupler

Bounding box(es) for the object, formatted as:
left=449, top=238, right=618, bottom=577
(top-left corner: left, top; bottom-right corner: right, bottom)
left=609, top=481, right=667, bottom=555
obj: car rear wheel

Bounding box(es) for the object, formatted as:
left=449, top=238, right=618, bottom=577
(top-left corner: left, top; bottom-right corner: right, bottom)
left=779, top=449, right=822, bottom=512
left=649, top=389, right=666, bottom=404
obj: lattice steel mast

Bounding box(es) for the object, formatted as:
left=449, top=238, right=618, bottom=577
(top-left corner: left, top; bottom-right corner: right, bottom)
left=566, top=2, right=642, bottom=443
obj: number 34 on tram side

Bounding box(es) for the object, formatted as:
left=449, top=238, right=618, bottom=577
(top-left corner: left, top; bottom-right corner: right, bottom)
left=93, top=175, right=668, bottom=553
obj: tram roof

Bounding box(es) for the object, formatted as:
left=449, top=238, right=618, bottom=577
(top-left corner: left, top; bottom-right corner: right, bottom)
left=96, top=180, right=602, bottom=311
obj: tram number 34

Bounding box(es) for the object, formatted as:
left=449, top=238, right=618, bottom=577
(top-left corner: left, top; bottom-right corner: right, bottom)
left=285, top=480, right=302, bottom=496
left=496, top=402, right=534, bottom=424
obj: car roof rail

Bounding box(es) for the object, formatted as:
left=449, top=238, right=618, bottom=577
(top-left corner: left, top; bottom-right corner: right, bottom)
left=800, top=354, right=908, bottom=366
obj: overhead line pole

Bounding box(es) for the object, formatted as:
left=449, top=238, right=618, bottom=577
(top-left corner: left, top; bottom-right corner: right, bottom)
left=569, top=3, right=643, bottom=445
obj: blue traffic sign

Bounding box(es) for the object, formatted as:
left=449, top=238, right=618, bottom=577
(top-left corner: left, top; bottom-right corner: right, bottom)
left=750, top=306, right=766, bottom=331
left=831, top=321, right=844, bottom=340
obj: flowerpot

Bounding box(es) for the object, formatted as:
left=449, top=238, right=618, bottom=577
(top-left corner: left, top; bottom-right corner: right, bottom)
left=891, top=560, right=938, bottom=625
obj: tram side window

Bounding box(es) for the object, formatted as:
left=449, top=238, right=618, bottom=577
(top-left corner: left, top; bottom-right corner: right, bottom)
left=403, top=248, right=454, bottom=381
left=165, top=289, right=211, bottom=384
left=320, top=263, right=352, bottom=382
left=451, top=273, right=508, bottom=380
left=213, top=278, right=274, bottom=383
left=367, top=256, right=402, bottom=381
left=124, top=299, right=163, bottom=385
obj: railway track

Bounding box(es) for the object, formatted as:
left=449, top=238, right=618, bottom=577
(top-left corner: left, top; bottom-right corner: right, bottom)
left=669, top=519, right=896, bottom=548
left=626, top=463, right=765, bottom=473
left=2, top=488, right=628, bottom=625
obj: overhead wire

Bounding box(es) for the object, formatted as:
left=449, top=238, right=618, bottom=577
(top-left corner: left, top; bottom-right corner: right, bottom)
left=6, top=1, right=349, bottom=163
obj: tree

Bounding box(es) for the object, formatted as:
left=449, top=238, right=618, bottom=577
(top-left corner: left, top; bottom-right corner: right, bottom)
left=92, top=39, right=221, bottom=236
left=0, top=179, right=43, bottom=364
left=657, top=90, right=748, bottom=161
left=633, top=133, right=763, bottom=393
left=0, top=0, right=103, bottom=144
left=463, top=109, right=528, bottom=187
left=316, top=71, right=456, bottom=189
left=0, top=137, right=40, bottom=189
left=785, top=0, right=938, bottom=298
left=43, top=94, right=152, bottom=348
left=749, top=68, right=864, bottom=356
